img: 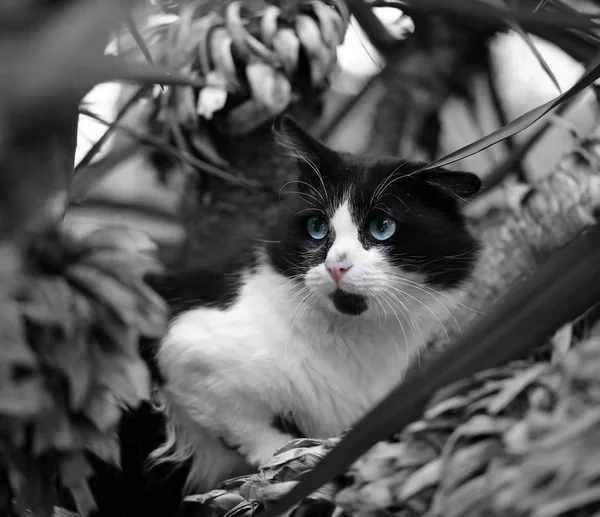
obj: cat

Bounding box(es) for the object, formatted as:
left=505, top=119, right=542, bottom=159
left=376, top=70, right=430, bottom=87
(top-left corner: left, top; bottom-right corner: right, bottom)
left=151, top=115, right=482, bottom=493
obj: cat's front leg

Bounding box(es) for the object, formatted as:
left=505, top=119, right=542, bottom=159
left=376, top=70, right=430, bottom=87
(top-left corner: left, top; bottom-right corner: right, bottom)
left=223, top=419, right=296, bottom=467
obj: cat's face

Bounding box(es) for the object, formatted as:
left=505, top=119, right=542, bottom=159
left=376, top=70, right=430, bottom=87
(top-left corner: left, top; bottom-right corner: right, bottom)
left=267, top=116, right=481, bottom=319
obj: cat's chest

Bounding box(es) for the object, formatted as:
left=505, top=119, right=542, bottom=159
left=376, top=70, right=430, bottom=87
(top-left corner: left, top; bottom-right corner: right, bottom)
left=275, top=322, right=410, bottom=436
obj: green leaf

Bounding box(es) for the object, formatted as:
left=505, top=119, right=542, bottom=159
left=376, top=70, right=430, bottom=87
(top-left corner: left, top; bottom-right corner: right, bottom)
left=263, top=224, right=600, bottom=517
left=418, top=52, right=600, bottom=172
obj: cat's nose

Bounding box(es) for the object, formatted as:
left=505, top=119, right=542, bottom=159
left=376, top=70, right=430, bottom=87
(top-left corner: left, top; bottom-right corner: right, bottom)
left=327, top=263, right=352, bottom=283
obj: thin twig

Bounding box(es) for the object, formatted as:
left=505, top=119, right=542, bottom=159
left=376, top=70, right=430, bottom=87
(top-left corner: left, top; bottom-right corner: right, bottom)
left=78, top=109, right=259, bottom=188
left=74, top=86, right=149, bottom=173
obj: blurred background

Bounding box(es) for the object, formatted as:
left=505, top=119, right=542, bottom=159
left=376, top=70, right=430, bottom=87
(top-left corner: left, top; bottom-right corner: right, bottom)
left=3, top=1, right=600, bottom=516
left=69, top=3, right=598, bottom=252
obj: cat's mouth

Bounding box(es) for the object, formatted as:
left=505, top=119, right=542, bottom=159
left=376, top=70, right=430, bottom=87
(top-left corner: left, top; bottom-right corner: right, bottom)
left=329, top=289, right=368, bottom=316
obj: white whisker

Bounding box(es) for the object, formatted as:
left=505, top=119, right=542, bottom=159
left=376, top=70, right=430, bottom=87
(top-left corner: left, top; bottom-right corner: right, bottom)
left=389, top=273, right=481, bottom=314
left=295, top=151, right=329, bottom=204
left=387, top=282, right=453, bottom=343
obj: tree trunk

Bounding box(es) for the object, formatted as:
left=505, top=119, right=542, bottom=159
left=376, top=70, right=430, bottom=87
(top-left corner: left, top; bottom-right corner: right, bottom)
left=426, top=126, right=600, bottom=353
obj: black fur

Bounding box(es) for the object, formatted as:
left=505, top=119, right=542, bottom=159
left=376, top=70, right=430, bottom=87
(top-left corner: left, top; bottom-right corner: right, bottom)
left=147, top=243, right=258, bottom=316
left=271, top=413, right=306, bottom=439
left=267, top=116, right=481, bottom=289
left=330, top=289, right=369, bottom=316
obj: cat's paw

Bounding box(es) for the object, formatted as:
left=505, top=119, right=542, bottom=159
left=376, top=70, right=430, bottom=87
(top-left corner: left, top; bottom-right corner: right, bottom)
left=239, top=432, right=295, bottom=467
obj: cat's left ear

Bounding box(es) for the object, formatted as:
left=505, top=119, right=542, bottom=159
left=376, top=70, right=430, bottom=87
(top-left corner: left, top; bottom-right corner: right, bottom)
left=416, top=167, right=482, bottom=199
left=272, top=115, right=332, bottom=172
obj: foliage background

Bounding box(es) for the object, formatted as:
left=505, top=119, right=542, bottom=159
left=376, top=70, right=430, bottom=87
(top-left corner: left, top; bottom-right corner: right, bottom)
left=2, top=1, right=600, bottom=517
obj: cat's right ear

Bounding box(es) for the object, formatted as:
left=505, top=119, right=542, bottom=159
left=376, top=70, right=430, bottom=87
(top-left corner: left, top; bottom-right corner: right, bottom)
left=272, top=115, right=331, bottom=178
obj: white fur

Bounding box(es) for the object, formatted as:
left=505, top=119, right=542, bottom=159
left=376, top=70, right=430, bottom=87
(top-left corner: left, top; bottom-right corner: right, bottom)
left=153, top=203, right=461, bottom=492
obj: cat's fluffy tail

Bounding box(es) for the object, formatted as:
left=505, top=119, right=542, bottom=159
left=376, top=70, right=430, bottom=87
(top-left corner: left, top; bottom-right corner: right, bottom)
left=148, top=388, right=251, bottom=494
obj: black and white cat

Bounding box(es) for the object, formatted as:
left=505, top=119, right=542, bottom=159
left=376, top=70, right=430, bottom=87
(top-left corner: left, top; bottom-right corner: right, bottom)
left=152, top=116, right=482, bottom=492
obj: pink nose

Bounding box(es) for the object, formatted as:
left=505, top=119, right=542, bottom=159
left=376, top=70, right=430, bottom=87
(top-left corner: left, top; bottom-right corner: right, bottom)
left=327, top=263, right=352, bottom=283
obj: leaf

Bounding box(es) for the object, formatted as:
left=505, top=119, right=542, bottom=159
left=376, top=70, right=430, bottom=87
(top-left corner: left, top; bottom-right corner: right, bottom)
left=93, top=348, right=151, bottom=407
left=418, top=53, right=600, bottom=172
left=188, top=126, right=230, bottom=169
left=196, top=71, right=229, bottom=120
left=550, top=322, right=573, bottom=360
left=441, top=476, right=490, bottom=517
left=33, top=408, right=76, bottom=454
left=505, top=21, right=562, bottom=94
left=0, top=366, right=53, bottom=419
left=21, top=282, right=94, bottom=411
left=80, top=249, right=167, bottom=309
left=58, top=454, right=97, bottom=517
left=533, top=486, right=600, bottom=517
left=74, top=421, right=121, bottom=467
left=263, top=223, right=600, bottom=517
left=21, top=277, right=76, bottom=329
left=84, top=256, right=167, bottom=337
left=487, top=363, right=548, bottom=415
left=120, top=1, right=157, bottom=67
left=7, top=452, right=57, bottom=517
left=438, top=439, right=502, bottom=494
left=81, top=226, right=157, bottom=254
left=482, top=0, right=561, bottom=93
left=0, top=304, right=52, bottom=419
left=91, top=302, right=140, bottom=358
left=66, top=264, right=143, bottom=327
left=81, top=387, right=122, bottom=433
left=398, top=458, right=441, bottom=500
left=81, top=248, right=163, bottom=282
left=0, top=303, right=37, bottom=367
left=53, top=507, right=81, bottom=517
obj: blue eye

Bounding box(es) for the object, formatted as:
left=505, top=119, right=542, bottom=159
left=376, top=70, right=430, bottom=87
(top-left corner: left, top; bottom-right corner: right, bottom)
left=369, top=217, right=397, bottom=241
left=306, top=215, right=329, bottom=240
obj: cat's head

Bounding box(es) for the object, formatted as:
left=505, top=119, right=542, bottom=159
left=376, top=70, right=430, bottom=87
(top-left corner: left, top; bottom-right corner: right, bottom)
left=266, top=116, right=481, bottom=319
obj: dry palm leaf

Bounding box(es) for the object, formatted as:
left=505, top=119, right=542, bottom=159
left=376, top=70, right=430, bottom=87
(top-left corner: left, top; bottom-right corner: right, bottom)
left=426, top=126, right=600, bottom=352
